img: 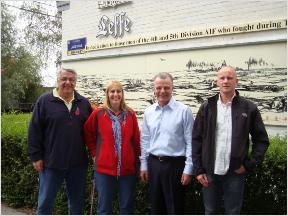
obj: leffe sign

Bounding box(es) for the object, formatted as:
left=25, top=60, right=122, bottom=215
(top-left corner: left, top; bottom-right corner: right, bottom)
left=96, top=12, right=131, bottom=38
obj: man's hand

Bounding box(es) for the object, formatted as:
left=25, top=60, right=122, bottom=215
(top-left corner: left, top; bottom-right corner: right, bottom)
left=181, top=173, right=192, bottom=185
left=140, top=170, right=148, bottom=182
left=197, top=173, right=209, bottom=187
left=32, top=160, right=43, bottom=172
left=235, top=164, right=246, bottom=174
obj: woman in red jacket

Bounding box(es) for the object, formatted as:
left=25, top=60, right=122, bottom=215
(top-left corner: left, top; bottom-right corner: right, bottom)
left=84, top=80, right=140, bottom=215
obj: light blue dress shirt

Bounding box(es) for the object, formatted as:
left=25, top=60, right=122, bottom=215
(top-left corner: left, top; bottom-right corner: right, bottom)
left=140, top=97, right=194, bottom=175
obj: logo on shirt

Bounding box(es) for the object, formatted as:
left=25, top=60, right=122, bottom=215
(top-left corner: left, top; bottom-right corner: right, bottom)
left=75, top=107, right=80, bottom=116
left=242, top=113, right=247, bottom=117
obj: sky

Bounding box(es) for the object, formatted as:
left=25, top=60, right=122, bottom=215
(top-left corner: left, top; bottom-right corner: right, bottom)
left=3, top=1, right=58, bottom=87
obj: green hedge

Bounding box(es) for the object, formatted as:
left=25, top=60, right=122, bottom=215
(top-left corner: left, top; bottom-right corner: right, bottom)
left=1, top=113, right=287, bottom=214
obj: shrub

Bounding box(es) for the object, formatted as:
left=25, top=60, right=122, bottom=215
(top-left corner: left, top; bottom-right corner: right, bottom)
left=1, top=113, right=38, bottom=207
left=1, top=113, right=287, bottom=214
left=242, top=134, right=287, bottom=215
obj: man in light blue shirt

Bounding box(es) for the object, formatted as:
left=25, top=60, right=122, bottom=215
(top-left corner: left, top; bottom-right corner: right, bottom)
left=140, top=72, right=194, bottom=214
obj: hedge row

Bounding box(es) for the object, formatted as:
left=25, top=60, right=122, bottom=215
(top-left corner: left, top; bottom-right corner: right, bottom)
left=1, top=113, right=287, bottom=214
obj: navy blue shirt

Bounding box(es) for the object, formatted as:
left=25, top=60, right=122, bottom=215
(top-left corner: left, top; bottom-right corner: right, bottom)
left=28, top=90, right=93, bottom=169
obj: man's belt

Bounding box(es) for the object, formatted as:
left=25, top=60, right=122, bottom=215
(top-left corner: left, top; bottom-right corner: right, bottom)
left=149, top=154, right=185, bottom=162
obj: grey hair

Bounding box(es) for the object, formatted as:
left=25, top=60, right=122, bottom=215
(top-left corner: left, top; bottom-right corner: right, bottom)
left=57, top=67, right=78, bottom=80
left=153, top=72, right=173, bottom=84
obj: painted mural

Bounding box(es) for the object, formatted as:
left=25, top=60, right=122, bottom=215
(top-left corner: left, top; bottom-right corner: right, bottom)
left=75, top=42, right=287, bottom=126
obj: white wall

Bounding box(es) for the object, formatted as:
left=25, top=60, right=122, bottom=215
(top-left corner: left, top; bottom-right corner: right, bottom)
left=61, top=1, right=287, bottom=61
left=60, top=1, right=287, bottom=126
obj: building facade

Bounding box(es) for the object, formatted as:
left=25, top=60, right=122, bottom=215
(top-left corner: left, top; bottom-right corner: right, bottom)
left=59, top=1, right=287, bottom=126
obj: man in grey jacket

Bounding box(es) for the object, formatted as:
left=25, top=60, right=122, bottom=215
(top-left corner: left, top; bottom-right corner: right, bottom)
left=192, top=66, right=269, bottom=215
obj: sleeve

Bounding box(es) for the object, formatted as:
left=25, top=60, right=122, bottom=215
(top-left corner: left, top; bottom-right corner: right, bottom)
left=86, top=99, right=93, bottom=116
left=183, top=106, right=194, bottom=175
left=140, top=109, right=150, bottom=171
left=84, top=108, right=99, bottom=157
left=27, top=98, right=44, bottom=162
left=243, top=108, right=270, bottom=171
left=192, top=103, right=206, bottom=175
left=131, top=109, right=141, bottom=165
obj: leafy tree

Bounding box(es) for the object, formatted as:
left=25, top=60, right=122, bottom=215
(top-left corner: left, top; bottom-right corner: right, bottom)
left=1, top=46, right=42, bottom=110
left=19, top=1, right=62, bottom=68
left=1, top=3, right=17, bottom=56
left=1, top=3, right=43, bottom=110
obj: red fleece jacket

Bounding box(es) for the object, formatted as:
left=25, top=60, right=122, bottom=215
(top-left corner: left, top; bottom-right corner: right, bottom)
left=84, top=107, right=140, bottom=176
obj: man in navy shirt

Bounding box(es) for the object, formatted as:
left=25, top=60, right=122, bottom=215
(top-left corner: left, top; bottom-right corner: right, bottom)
left=28, top=68, right=92, bottom=214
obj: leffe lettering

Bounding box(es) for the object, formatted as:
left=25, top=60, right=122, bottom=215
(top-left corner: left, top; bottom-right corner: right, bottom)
left=96, top=12, right=131, bottom=38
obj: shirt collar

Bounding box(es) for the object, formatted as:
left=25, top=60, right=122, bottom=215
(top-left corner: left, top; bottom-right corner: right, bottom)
left=155, top=97, right=175, bottom=110
left=53, top=88, right=75, bottom=101
left=217, top=92, right=236, bottom=106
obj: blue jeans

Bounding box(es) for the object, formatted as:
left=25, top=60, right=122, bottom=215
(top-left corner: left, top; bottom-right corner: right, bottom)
left=94, top=171, right=136, bottom=215
left=203, top=172, right=245, bottom=215
left=37, top=164, right=88, bottom=215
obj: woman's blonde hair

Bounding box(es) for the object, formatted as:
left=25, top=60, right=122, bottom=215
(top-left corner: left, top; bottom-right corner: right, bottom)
left=103, top=80, right=129, bottom=110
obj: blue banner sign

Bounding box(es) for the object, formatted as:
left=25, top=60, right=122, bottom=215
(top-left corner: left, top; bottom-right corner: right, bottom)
left=67, top=37, right=87, bottom=55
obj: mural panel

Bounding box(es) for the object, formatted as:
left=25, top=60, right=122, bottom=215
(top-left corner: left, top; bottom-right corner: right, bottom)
left=75, top=42, right=287, bottom=126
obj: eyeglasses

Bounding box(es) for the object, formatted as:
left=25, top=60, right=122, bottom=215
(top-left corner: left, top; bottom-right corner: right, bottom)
left=58, top=78, right=76, bottom=83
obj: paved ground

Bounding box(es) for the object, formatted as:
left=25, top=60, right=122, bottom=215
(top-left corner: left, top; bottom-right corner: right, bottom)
left=1, top=203, right=27, bottom=215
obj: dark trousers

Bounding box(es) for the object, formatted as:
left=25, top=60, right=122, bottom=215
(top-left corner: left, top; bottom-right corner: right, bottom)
left=148, top=154, right=186, bottom=215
